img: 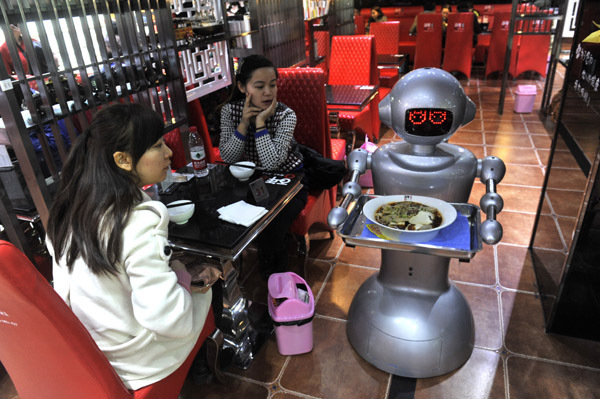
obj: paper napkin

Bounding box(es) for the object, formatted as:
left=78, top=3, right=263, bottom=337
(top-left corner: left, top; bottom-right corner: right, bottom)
left=217, top=200, right=267, bottom=227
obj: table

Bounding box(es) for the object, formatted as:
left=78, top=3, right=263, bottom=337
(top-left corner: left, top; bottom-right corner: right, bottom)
left=156, top=164, right=303, bottom=369
left=377, top=54, right=408, bottom=74
left=325, top=84, right=379, bottom=111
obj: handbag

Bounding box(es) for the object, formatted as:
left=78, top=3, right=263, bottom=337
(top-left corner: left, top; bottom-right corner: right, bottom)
left=297, top=143, right=347, bottom=190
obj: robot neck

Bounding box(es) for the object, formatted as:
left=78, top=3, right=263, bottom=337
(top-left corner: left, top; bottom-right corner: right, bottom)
left=410, top=144, right=437, bottom=156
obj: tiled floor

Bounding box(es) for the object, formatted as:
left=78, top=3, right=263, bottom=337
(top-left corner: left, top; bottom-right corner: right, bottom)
left=2, top=65, right=600, bottom=398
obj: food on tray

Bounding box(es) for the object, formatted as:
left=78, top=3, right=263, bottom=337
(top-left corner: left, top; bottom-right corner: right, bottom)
left=374, top=201, right=442, bottom=231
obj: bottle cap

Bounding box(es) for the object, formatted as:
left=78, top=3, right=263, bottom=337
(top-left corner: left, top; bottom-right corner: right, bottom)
left=189, top=126, right=198, bottom=133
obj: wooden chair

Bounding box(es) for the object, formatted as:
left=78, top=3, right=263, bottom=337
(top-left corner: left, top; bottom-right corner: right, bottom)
left=413, top=12, right=443, bottom=69
left=277, top=68, right=337, bottom=274
left=0, top=240, right=219, bottom=399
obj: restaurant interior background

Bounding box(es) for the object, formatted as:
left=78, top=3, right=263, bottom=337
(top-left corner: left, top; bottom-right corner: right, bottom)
left=1, top=0, right=600, bottom=397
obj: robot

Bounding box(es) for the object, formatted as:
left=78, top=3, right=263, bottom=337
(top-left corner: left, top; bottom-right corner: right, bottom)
left=328, top=68, right=505, bottom=378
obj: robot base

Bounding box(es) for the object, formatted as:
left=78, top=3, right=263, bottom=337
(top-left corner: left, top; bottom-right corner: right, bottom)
left=346, top=271, right=474, bottom=378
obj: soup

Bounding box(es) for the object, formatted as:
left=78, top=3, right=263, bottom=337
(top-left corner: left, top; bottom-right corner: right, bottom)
left=374, top=201, right=442, bottom=231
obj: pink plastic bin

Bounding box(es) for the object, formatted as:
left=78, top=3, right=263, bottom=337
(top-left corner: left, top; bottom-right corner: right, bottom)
left=514, top=85, right=537, bottom=113
left=268, top=272, right=315, bottom=355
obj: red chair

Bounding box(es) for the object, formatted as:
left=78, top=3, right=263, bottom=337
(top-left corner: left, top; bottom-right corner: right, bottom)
left=485, top=12, right=518, bottom=78
left=163, top=128, right=187, bottom=170
left=187, top=99, right=223, bottom=164
left=514, top=34, right=550, bottom=78
left=398, top=17, right=417, bottom=64
left=370, top=21, right=402, bottom=92
left=354, top=14, right=366, bottom=35
left=413, top=12, right=443, bottom=69
left=0, top=240, right=218, bottom=399
left=276, top=68, right=337, bottom=272
left=314, top=30, right=330, bottom=74
left=443, top=12, right=475, bottom=79
left=328, top=35, right=381, bottom=143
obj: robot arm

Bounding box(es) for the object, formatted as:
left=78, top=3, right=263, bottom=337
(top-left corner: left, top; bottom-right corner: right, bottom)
left=328, top=149, right=370, bottom=229
left=477, top=156, right=506, bottom=245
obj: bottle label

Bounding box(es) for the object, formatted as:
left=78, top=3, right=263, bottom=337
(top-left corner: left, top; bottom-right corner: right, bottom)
left=190, top=147, right=206, bottom=170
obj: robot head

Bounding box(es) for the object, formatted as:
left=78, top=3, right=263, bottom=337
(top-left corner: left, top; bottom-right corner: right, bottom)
left=379, top=68, right=476, bottom=146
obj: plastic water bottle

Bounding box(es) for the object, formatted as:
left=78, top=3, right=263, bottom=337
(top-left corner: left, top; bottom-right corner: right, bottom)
left=188, top=126, right=208, bottom=178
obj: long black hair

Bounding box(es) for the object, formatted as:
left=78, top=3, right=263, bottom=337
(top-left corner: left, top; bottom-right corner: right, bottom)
left=47, top=103, right=165, bottom=276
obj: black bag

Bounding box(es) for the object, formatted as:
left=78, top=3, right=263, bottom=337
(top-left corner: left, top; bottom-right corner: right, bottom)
left=297, top=143, right=347, bottom=190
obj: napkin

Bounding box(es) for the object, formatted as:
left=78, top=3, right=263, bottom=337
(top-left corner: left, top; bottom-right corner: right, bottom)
left=217, top=200, right=267, bottom=227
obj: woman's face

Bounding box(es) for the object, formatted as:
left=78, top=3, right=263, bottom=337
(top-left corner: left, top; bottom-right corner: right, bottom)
left=133, top=136, right=173, bottom=187
left=239, top=66, right=277, bottom=110
left=371, top=9, right=379, bottom=19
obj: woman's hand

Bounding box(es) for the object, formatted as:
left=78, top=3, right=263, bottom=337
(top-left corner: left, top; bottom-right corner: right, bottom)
left=238, top=93, right=262, bottom=134
left=255, top=95, right=277, bottom=127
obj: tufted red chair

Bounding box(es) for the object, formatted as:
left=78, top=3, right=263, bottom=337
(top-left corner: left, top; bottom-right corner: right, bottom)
left=413, top=12, right=443, bottom=69
left=370, top=21, right=402, bottom=95
left=0, top=240, right=218, bottom=399
left=513, top=10, right=551, bottom=79
left=277, top=68, right=337, bottom=273
left=314, top=30, right=331, bottom=74
left=485, top=12, right=518, bottom=78
left=443, top=12, right=475, bottom=79
left=328, top=35, right=381, bottom=143
left=187, top=99, right=222, bottom=164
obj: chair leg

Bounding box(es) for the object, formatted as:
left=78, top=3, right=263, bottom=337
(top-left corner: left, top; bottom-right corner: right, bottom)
left=205, top=328, right=226, bottom=384
left=294, top=234, right=309, bottom=279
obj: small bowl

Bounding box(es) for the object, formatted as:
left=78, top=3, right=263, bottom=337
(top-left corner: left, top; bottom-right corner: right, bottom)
left=167, top=200, right=195, bottom=225
left=229, top=161, right=256, bottom=181
left=362, top=195, right=457, bottom=243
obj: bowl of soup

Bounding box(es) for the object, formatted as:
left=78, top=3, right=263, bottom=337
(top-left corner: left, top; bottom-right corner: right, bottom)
left=362, top=195, right=457, bottom=243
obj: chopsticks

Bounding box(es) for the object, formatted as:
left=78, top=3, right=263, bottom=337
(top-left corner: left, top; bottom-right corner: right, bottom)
left=215, top=161, right=264, bottom=171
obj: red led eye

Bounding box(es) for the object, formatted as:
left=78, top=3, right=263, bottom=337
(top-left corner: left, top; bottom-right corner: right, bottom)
left=409, top=110, right=427, bottom=124
left=429, top=110, right=447, bottom=125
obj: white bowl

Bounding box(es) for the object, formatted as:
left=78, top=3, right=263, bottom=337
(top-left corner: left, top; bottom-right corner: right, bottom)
left=229, top=161, right=256, bottom=181
left=167, top=200, right=195, bottom=225
left=362, top=195, right=457, bottom=243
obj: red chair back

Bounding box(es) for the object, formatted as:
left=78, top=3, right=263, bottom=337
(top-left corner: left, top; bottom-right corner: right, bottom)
left=398, top=17, right=417, bottom=62
left=485, top=12, right=518, bottom=78
left=370, top=21, right=401, bottom=55
left=314, top=30, right=330, bottom=72
left=414, top=12, right=443, bottom=69
left=514, top=35, right=550, bottom=78
left=328, top=35, right=378, bottom=86
left=354, top=15, right=366, bottom=35
left=0, top=240, right=133, bottom=399
left=187, top=99, right=222, bottom=164
left=443, top=12, right=474, bottom=78
left=164, top=128, right=187, bottom=170
left=276, top=68, right=336, bottom=238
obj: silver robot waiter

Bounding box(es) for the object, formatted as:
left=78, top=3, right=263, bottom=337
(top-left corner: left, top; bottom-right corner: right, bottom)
left=328, top=68, right=505, bottom=378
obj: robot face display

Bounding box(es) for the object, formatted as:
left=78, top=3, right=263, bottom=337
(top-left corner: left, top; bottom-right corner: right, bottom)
left=379, top=68, right=476, bottom=146
left=405, top=108, right=454, bottom=136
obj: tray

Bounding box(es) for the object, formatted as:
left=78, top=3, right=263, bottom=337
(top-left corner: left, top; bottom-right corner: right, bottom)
left=338, top=195, right=483, bottom=260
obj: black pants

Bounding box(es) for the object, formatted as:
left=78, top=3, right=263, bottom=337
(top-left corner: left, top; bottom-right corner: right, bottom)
left=256, top=187, right=308, bottom=276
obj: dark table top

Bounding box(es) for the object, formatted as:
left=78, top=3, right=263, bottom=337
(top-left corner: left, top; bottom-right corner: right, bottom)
left=158, top=164, right=303, bottom=260
left=325, top=84, right=379, bottom=110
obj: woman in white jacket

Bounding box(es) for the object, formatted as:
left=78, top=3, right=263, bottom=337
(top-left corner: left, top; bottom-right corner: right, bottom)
left=46, top=103, right=211, bottom=390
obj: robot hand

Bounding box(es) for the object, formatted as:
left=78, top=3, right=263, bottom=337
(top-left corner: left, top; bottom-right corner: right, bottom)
left=477, top=156, right=506, bottom=245
left=328, top=149, right=370, bottom=229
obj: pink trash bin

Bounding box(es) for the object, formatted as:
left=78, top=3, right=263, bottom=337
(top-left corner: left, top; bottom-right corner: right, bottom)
left=268, top=272, right=315, bottom=355
left=514, top=85, right=537, bottom=113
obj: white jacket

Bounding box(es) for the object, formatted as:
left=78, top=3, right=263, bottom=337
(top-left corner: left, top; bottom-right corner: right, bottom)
left=48, top=193, right=211, bottom=390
